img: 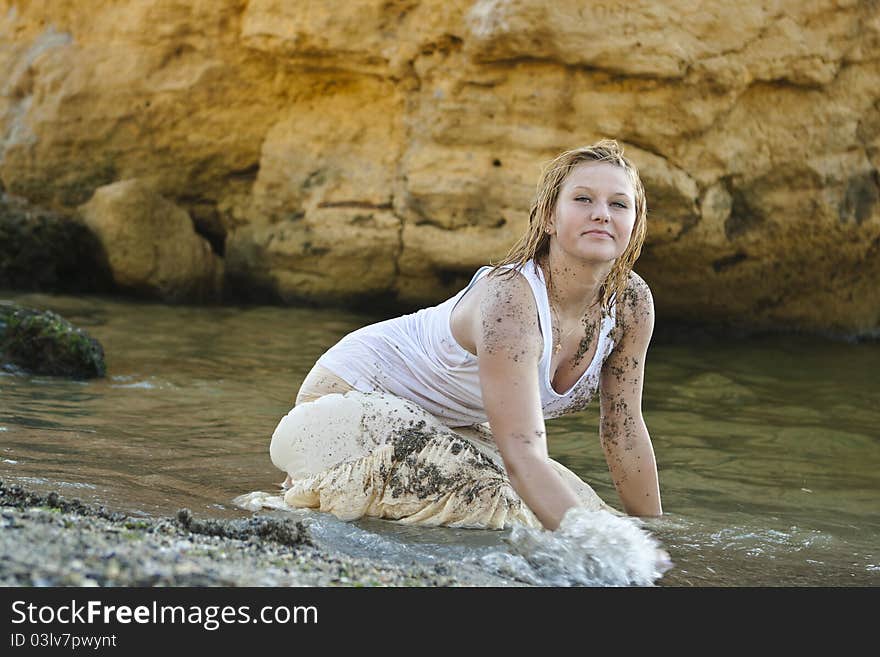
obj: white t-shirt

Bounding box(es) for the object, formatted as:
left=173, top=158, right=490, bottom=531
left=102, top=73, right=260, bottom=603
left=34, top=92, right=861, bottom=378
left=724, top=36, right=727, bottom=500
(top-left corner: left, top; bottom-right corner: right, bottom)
left=317, top=260, right=618, bottom=427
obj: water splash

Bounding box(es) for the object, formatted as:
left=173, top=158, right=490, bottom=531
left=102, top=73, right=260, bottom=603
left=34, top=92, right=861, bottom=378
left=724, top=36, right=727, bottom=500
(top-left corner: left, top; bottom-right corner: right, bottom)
left=474, top=507, right=673, bottom=586
left=232, top=491, right=289, bottom=512
left=234, top=492, right=671, bottom=585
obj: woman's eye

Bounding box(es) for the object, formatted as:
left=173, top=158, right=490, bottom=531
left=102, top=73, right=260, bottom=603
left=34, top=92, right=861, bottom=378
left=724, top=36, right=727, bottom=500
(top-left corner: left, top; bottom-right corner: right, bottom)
left=575, top=196, right=626, bottom=208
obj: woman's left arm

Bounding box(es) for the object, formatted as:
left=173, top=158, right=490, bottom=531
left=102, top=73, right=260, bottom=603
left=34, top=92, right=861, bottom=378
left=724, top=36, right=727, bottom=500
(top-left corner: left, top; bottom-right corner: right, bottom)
left=599, top=273, right=663, bottom=517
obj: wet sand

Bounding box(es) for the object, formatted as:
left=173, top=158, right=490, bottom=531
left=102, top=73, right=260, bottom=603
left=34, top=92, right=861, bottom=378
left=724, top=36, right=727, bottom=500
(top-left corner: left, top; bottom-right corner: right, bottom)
left=0, top=479, right=518, bottom=587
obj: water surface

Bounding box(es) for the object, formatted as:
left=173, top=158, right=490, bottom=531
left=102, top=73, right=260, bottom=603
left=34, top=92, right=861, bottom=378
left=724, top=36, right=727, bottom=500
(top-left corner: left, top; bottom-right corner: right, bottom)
left=1, top=290, right=877, bottom=586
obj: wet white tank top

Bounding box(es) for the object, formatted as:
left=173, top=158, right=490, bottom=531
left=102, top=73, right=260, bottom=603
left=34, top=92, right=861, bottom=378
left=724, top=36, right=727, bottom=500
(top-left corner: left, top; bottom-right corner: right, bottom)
left=316, top=259, right=617, bottom=427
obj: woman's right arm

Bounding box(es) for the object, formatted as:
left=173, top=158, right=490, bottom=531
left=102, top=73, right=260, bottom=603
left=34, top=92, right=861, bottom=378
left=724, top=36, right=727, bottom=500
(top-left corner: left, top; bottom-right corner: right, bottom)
left=473, top=271, right=581, bottom=531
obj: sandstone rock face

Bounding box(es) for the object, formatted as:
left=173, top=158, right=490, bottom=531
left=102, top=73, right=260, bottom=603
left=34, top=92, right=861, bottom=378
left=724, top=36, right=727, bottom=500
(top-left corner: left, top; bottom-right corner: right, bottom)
left=78, top=180, right=222, bottom=302
left=1, top=0, right=878, bottom=333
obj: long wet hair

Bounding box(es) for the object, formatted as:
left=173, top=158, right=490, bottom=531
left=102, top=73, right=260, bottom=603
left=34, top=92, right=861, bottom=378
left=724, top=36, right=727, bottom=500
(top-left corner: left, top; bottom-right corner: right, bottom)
left=491, top=139, right=648, bottom=316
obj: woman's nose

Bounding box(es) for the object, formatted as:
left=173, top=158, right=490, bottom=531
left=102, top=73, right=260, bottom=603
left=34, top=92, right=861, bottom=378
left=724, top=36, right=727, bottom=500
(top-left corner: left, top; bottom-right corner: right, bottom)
left=590, top=203, right=611, bottom=222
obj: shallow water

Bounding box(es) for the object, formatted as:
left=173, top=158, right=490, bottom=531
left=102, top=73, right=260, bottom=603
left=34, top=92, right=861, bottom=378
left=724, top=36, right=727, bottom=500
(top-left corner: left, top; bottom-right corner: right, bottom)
left=1, top=290, right=878, bottom=586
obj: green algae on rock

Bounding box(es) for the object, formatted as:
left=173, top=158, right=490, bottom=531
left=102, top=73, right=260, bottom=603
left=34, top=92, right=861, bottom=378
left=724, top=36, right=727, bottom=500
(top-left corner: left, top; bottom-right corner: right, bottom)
left=0, top=302, right=106, bottom=378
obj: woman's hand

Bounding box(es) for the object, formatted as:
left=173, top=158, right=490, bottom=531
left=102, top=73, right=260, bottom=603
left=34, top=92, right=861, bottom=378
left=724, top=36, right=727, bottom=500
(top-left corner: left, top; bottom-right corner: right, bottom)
left=599, top=272, right=662, bottom=517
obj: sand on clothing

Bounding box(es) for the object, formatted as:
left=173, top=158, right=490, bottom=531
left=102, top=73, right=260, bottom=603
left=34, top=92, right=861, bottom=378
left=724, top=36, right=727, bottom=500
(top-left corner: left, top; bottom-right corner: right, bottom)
left=265, top=391, right=619, bottom=530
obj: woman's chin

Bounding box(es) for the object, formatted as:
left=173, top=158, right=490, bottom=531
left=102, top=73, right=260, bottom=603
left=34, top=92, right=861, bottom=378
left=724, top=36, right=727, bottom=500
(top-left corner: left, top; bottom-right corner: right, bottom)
left=567, top=248, right=621, bottom=265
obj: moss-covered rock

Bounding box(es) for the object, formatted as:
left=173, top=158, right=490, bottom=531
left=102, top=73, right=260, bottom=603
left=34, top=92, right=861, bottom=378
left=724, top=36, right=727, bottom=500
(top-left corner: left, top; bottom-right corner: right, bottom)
left=0, top=303, right=105, bottom=378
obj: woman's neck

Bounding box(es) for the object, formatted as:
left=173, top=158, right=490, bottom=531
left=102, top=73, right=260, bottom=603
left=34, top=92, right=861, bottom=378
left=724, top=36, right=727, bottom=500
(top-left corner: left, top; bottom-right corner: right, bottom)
left=539, top=247, right=612, bottom=322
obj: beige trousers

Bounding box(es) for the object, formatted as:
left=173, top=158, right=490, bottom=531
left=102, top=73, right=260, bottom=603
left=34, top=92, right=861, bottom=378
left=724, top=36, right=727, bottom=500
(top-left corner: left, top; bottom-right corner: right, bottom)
left=272, top=363, right=616, bottom=529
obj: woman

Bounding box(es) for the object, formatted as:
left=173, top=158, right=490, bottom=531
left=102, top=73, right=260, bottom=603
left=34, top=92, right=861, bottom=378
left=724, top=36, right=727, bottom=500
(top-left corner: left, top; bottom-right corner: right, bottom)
left=270, top=139, right=662, bottom=532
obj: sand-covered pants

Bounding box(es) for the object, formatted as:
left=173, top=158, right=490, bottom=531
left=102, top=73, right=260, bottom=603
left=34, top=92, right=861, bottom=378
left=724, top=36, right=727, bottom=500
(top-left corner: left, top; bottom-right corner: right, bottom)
left=270, top=365, right=618, bottom=530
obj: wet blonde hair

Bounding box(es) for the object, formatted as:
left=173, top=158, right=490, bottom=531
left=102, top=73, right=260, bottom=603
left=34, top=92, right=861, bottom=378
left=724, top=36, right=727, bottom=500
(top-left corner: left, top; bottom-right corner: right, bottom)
left=492, top=139, right=648, bottom=316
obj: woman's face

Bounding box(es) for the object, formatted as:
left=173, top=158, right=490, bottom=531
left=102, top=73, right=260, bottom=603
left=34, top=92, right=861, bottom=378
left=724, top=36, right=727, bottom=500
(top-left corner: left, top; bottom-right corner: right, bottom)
left=548, top=161, right=637, bottom=264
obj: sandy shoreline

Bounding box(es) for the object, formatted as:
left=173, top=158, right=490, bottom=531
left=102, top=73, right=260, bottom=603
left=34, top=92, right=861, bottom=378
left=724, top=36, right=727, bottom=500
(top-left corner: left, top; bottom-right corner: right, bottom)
left=0, top=479, right=519, bottom=587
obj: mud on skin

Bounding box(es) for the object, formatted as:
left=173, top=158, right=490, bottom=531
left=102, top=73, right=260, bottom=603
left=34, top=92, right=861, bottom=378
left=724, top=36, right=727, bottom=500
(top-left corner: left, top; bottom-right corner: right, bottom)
left=598, top=273, right=653, bottom=490
left=572, top=316, right=599, bottom=366
left=479, top=272, right=542, bottom=359
left=530, top=271, right=653, bottom=470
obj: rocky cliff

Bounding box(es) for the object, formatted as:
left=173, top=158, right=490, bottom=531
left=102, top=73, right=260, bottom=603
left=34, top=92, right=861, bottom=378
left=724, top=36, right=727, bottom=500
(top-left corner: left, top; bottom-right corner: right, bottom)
left=1, top=0, right=878, bottom=333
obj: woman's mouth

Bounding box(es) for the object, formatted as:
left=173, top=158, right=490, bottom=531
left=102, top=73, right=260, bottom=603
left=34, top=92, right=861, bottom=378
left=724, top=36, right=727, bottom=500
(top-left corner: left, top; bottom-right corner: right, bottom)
left=582, top=229, right=613, bottom=239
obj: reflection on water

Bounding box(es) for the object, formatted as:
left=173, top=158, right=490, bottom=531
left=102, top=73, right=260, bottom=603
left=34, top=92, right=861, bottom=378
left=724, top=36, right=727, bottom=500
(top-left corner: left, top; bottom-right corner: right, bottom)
left=1, top=290, right=878, bottom=586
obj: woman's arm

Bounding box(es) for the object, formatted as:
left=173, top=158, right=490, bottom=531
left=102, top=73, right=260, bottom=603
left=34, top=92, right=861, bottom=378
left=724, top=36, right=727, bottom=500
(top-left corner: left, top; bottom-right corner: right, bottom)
left=599, top=273, right=662, bottom=517
left=474, top=271, right=581, bottom=531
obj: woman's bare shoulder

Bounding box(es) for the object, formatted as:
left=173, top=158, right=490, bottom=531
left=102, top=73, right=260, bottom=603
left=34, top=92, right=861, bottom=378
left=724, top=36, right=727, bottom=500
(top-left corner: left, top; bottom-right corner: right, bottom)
left=620, top=271, right=654, bottom=311
left=457, top=268, right=537, bottom=314
left=612, top=271, right=655, bottom=341
left=483, top=267, right=536, bottom=298
left=452, top=267, right=541, bottom=355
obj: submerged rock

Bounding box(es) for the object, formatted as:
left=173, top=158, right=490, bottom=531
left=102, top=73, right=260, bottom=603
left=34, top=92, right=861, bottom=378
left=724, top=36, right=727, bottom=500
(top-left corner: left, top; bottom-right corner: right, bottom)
left=0, top=302, right=105, bottom=378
